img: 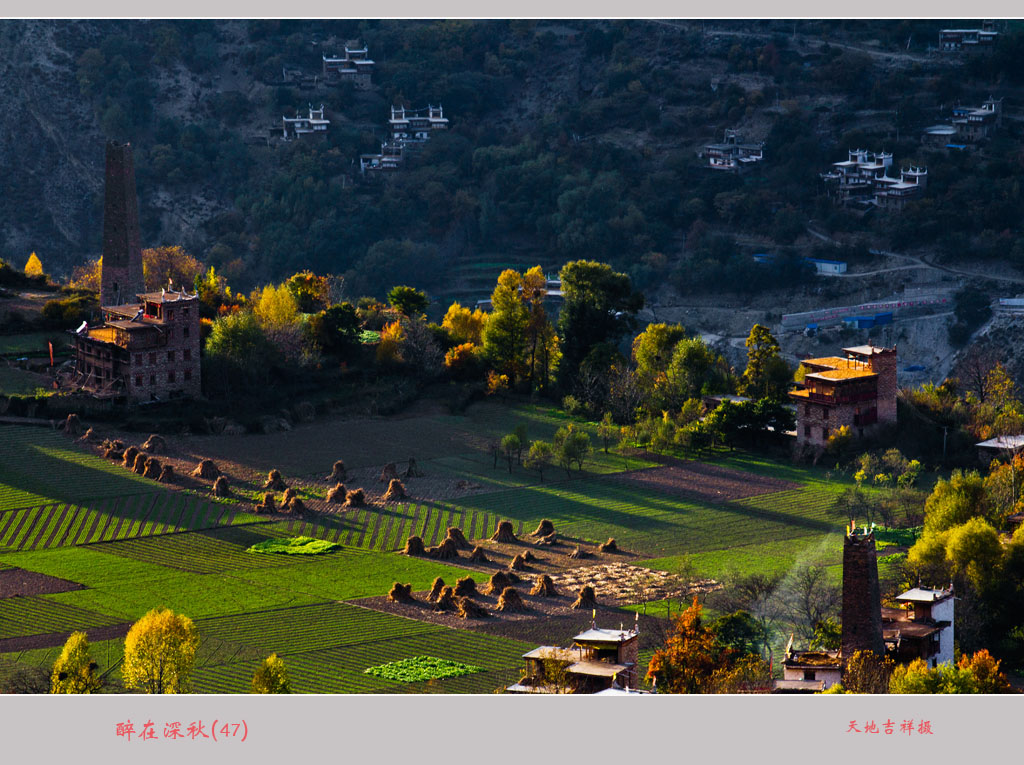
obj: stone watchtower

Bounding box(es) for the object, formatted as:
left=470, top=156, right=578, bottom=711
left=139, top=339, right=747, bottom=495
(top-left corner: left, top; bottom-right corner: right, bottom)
left=841, top=524, right=884, bottom=659
left=99, top=141, right=145, bottom=307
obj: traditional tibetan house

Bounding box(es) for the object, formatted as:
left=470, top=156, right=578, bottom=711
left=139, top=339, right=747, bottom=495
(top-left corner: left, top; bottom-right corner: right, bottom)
left=883, top=587, right=954, bottom=669
left=322, top=44, right=374, bottom=89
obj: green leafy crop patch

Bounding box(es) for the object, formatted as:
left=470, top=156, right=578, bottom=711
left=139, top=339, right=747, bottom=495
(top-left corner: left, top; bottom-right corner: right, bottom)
left=247, top=537, right=342, bottom=555
left=364, top=656, right=483, bottom=683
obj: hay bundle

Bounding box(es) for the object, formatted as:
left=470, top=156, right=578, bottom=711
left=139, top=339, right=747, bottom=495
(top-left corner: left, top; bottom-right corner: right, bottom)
left=212, top=476, right=231, bottom=497
left=78, top=427, right=99, bottom=443
left=571, top=585, right=598, bottom=610
left=531, top=519, right=555, bottom=537
left=192, top=459, right=220, bottom=480
left=599, top=538, right=618, bottom=553
left=468, top=546, right=489, bottom=563
left=567, top=545, right=592, bottom=560
left=132, top=452, right=148, bottom=475
left=495, top=587, right=528, bottom=613
left=383, top=479, right=406, bottom=503
left=508, top=553, right=529, bottom=571
left=143, top=457, right=162, bottom=480
left=433, top=586, right=457, bottom=612
left=122, top=446, right=140, bottom=468
left=286, top=496, right=306, bottom=515
left=403, top=536, right=426, bottom=556
left=282, top=487, right=298, bottom=505
left=456, top=597, right=490, bottom=619
left=255, top=492, right=276, bottom=514
left=485, top=571, right=516, bottom=595
left=387, top=582, right=414, bottom=603
left=490, top=520, right=517, bottom=543
left=453, top=577, right=477, bottom=597
left=157, top=464, right=175, bottom=483
left=403, top=457, right=424, bottom=479
left=428, top=537, right=460, bottom=561
left=379, top=463, right=399, bottom=483
left=263, top=469, right=288, bottom=491
left=522, top=550, right=537, bottom=563
left=445, top=526, right=471, bottom=550
left=63, top=413, right=81, bottom=436
left=427, top=577, right=446, bottom=602
left=534, top=533, right=557, bottom=547
left=530, top=575, right=557, bottom=597
left=326, top=483, right=346, bottom=504
left=326, top=460, right=347, bottom=483
left=343, top=488, right=365, bottom=508
left=141, top=434, right=166, bottom=454
left=102, top=440, right=125, bottom=459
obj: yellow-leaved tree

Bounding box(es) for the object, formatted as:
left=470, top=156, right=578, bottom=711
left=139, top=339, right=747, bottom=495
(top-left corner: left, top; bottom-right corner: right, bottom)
left=122, top=608, right=199, bottom=694
left=51, top=631, right=102, bottom=694
left=24, top=252, right=44, bottom=277
left=252, top=654, right=292, bottom=694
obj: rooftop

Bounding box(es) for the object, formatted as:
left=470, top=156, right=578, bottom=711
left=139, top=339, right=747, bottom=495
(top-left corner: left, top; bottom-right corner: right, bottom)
left=800, top=356, right=855, bottom=368
left=895, top=587, right=953, bottom=604
left=782, top=650, right=842, bottom=668
left=843, top=345, right=894, bottom=357
left=567, top=661, right=631, bottom=678
left=574, top=627, right=638, bottom=644
left=522, top=646, right=576, bottom=662
left=976, top=435, right=1024, bottom=451
left=805, top=368, right=878, bottom=382
left=139, top=290, right=199, bottom=304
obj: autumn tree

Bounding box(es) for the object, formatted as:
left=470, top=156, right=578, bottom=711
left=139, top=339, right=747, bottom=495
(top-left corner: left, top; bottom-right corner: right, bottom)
left=376, top=321, right=406, bottom=369
left=142, top=246, right=204, bottom=292
left=69, top=257, right=101, bottom=292
left=482, top=269, right=529, bottom=387
left=597, top=412, right=618, bottom=453
left=632, top=322, right=688, bottom=410
left=387, top=285, right=429, bottom=317
left=522, top=266, right=560, bottom=391
left=24, top=252, right=44, bottom=278
left=888, top=651, right=1012, bottom=694
left=122, top=608, right=199, bottom=694
left=740, top=324, right=791, bottom=400
left=50, top=631, right=102, bottom=694
left=841, top=650, right=894, bottom=694
left=252, top=654, right=291, bottom=694
left=442, top=302, right=487, bottom=346
left=285, top=271, right=331, bottom=313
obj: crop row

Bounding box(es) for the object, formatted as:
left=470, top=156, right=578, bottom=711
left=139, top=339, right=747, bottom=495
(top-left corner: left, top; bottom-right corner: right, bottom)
left=0, top=596, right=123, bottom=640
left=0, top=494, right=261, bottom=553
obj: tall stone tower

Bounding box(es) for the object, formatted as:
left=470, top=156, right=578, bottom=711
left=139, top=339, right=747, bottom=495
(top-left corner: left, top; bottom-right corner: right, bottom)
left=841, top=525, right=885, bottom=659
left=99, top=141, right=145, bottom=307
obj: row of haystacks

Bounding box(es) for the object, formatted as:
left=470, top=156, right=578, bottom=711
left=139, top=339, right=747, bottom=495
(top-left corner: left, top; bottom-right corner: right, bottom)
left=387, top=573, right=596, bottom=618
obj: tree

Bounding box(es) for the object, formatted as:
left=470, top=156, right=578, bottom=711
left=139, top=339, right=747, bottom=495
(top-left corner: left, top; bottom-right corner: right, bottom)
left=553, top=423, right=591, bottom=477
left=557, top=260, right=643, bottom=391
left=482, top=269, right=529, bottom=387
left=387, top=285, right=429, bottom=317
left=740, top=324, right=789, bottom=400
left=306, top=302, right=361, bottom=356
left=841, top=649, right=894, bottom=694
left=522, top=265, right=558, bottom=392
left=665, top=337, right=727, bottom=407
left=252, top=653, right=291, bottom=694
left=142, top=246, right=204, bottom=292
left=204, top=310, right=279, bottom=392
left=24, top=252, right=43, bottom=278
left=944, top=517, right=1003, bottom=591
left=833, top=486, right=875, bottom=525
left=122, top=608, right=199, bottom=694
left=376, top=321, right=406, bottom=368
left=888, top=650, right=1011, bottom=694
left=632, top=322, right=688, bottom=410
left=286, top=271, right=331, bottom=312
left=710, top=611, right=770, bottom=656
left=782, top=564, right=841, bottom=641
left=50, top=631, right=101, bottom=694
left=597, top=412, right=618, bottom=453
left=524, top=440, right=554, bottom=481
left=442, top=301, right=487, bottom=346
left=710, top=572, right=785, bottom=640
left=253, top=283, right=299, bottom=330
left=923, top=470, right=992, bottom=534
left=501, top=433, right=521, bottom=474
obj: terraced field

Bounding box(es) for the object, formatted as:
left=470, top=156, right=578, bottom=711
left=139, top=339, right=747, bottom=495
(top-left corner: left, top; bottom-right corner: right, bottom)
left=0, top=596, right=123, bottom=640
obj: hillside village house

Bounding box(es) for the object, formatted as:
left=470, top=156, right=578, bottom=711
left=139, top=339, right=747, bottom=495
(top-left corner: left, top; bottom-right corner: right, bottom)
left=321, top=44, right=374, bottom=89
left=361, top=104, right=450, bottom=175
left=68, top=141, right=201, bottom=402
left=924, top=96, right=1003, bottom=146
left=701, top=129, right=764, bottom=173
left=939, top=23, right=999, bottom=52
left=821, top=150, right=927, bottom=212
left=790, top=345, right=897, bottom=448
left=281, top=104, right=329, bottom=139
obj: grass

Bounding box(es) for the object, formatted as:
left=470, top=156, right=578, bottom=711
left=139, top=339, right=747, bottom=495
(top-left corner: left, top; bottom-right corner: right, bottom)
left=364, top=656, right=482, bottom=682
left=0, top=366, right=51, bottom=395
left=0, top=332, right=67, bottom=357
left=247, top=536, right=341, bottom=555
left=0, top=596, right=124, bottom=639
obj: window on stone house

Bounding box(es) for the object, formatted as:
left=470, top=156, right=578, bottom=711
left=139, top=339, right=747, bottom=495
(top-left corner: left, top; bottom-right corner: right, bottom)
left=136, top=375, right=143, bottom=386
left=149, top=352, right=156, bottom=364
left=184, top=369, right=192, bottom=381
left=150, top=374, right=155, bottom=385
left=168, top=371, right=175, bottom=383
left=803, top=670, right=816, bottom=681
left=823, top=408, right=829, bottom=423
left=804, top=425, right=811, bottom=438
left=184, top=349, right=191, bottom=361
left=183, top=326, right=190, bottom=338
left=167, top=350, right=174, bottom=362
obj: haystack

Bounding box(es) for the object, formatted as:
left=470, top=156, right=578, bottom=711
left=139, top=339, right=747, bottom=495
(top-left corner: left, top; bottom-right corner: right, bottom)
left=531, top=519, right=555, bottom=537
left=403, top=536, right=426, bottom=556
left=567, top=545, right=592, bottom=560
left=445, top=526, right=471, bottom=550
left=571, top=585, right=598, bottom=610
left=263, top=469, right=288, bottom=491
left=122, top=446, right=140, bottom=469
left=453, top=577, right=477, bottom=597
left=490, top=520, right=517, bottom=543
left=379, top=463, right=399, bottom=483
left=382, top=479, right=406, bottom=503
left=522, top=550, right=537, bottom=563
left=433, top=586, right=457, bottom=612
left=131, top=452, right=148, bottom=475
left=63, top=414, right=81, bottom=436
left=157, top=464, right=175, bottom=483
left=427, top=537, right=460, bottom=561
left=286, top=496, right=306, bottom=515
left=485, top=571, right=516, bottom=595
left=192, top=459, right=220, bottom=480
left=255, top=492, right=276, bottom=513
left=212, top=475, right=231, bottom=497
left=456, top=597, right=489, bottom=619
left=326, top=460, right=347, bottom=483
left=530, top=574, right=557, bottom=597
left=496, top=586, right=528, bottom=613
left=343, top=488, right=365, bottom=508
left=282, top=487, right=298, bottom=505
left=599, top=538, right=618, bottom=553
left=102, top=440, right=124, bottom=459
left=403, top=457, right=424, bottom=479
left=508, top=553, right=528, bottom=571
left=143, top=457, right=162, bottom=480
left=387, top=582, right=414, bottom=603
left=427, top=577, right=446, bottom=602
left=534, top=533, right=557, bottom=547
left=78, top=427, right=99, bottom=444
left=326, top=483, right=346, bottom=504
left=468, top=546, right=489, bottom=563
left=141, top=434, right=166, bottom=454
